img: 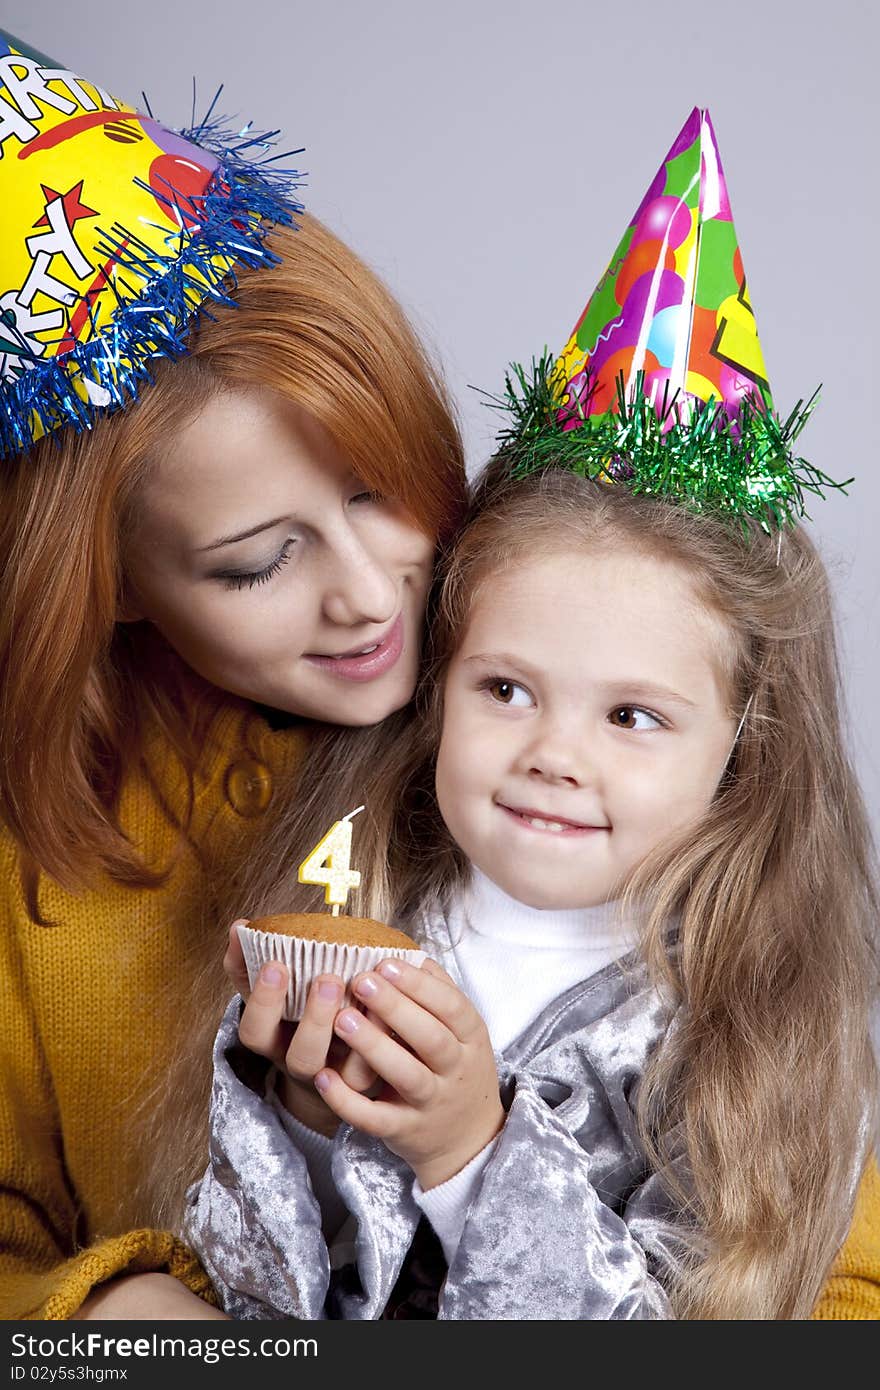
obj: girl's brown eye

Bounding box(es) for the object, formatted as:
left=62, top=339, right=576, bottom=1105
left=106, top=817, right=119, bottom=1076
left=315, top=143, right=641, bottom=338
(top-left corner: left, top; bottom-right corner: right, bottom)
left=611, top=707, right=637, bottom=729
left=491, top=681, right=515, bottom=703
left=609, top=706, right=663, bottom=731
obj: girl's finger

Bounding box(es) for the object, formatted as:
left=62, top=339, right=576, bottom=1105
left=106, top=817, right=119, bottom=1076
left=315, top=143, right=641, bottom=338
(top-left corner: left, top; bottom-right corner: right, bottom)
left=332, top=1007, right=435, bottom=1106
left=348, top=971, right=461, bottom=1074
left=237, top=960, right=295, bottom=1066
left=314, top=1068, right=402, bottom=1138
left=337, top=1008, right=386, bottom=1093
left=373, top=957, right=484, bottom=1044
left=283, top=975, right=346, bottom=1081
left=337, top=1048, right=378, bottom=1094
left=223, top=919, right=252, bottom=996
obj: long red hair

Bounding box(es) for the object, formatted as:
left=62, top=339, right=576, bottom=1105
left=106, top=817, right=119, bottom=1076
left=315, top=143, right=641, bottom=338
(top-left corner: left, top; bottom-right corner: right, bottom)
left=0, top=217, right=466, bottom=908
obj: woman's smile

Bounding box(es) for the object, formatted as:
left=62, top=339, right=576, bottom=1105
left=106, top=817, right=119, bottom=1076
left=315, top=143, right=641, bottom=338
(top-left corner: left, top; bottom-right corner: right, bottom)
left=304, top=612, right=405, bottom=682
left=123, top=390, right=433, bottom=722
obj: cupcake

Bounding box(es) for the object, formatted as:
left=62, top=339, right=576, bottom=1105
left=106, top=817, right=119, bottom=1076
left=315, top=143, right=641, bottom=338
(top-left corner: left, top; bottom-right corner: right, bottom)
left=237, top=912, right=426, bottom=1021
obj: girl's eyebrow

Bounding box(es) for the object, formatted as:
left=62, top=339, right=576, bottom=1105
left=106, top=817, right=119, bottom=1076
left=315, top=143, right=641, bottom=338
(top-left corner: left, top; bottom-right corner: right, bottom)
left=462, top=654, right=698, bottom=710
left=593, top=679, right=698, bottom=710
left=462, top=651, right=537, bottom=675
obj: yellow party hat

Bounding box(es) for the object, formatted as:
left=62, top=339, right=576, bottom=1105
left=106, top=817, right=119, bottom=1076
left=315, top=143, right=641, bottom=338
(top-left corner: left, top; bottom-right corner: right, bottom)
left=0, top=30, right=303, bottom=457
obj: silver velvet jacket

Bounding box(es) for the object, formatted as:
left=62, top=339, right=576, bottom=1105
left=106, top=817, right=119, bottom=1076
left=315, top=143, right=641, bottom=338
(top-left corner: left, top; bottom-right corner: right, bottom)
left=183, top=910, right=691, bottom=1319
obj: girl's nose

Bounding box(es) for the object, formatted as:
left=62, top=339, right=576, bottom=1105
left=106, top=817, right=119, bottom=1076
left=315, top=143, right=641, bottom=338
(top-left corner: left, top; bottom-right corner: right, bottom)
left=321, top=529, right=398, bottom=627
left=528, top=758, right=581, bottom=788
left=522, top=720, right=592, bottom=788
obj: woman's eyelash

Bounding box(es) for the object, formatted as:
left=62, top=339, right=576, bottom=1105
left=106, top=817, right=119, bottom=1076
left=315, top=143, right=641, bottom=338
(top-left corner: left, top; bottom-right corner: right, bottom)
left=212, top=492, right=378, bottom=591
left=218, top=539, right=296, bottom=591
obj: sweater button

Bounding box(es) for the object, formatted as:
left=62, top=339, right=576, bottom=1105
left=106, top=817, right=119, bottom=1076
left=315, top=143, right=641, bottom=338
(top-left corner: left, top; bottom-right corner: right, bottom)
left=224, top=758, right=272, bottom=817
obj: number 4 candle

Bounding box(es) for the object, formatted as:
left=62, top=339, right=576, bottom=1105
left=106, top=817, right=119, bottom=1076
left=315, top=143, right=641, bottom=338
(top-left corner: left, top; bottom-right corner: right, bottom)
left=236, top=801, right=426, bottom=1022
left=298, top=805, right=365, bottom=916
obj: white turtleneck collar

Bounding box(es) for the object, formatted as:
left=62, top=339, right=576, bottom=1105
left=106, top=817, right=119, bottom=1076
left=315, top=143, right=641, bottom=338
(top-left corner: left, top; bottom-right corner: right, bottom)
left=442, top=867, right=640, bottom=1056
left=460, top=867, right=630, bottom=950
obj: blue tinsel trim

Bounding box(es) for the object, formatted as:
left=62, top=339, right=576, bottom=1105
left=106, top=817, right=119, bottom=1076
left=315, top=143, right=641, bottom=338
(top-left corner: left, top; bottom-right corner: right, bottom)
left=0, top=110, right=305, bottom=459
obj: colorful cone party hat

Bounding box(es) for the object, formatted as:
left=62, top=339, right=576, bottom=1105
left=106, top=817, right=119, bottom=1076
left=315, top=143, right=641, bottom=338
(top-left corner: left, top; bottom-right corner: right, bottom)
left=0, top=30, right=304, bottom=458
left=495, top=107, right=847, bottom=530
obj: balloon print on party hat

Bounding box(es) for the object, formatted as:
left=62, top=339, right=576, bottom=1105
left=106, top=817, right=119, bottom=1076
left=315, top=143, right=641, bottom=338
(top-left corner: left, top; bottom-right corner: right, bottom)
left=494, top=107, right=849, bottom=530
left=559, top=107, right=769, bottom=421
left=0, top=29, right=304, bottom=458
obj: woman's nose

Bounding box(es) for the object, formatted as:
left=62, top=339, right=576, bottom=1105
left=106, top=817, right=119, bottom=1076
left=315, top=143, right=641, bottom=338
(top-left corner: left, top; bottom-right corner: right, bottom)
left=321, top=529, right=398, bottom=627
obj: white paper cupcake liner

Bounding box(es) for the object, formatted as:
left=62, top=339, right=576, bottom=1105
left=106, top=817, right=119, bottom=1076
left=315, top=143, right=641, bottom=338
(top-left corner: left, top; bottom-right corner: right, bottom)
left=237, top=923, right=426, bottom=1022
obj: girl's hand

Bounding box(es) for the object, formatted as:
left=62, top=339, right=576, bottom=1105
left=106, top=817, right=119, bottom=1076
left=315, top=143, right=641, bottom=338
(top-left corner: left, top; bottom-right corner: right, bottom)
left=223, top=921, right=379, bottom=1137
left=314, top=957, right=506, bottom=1190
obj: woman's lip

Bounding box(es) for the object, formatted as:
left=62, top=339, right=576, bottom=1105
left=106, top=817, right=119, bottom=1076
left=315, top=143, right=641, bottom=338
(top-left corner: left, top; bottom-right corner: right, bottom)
left=498, top=804, right=610, bottom=835
left=304, top=613, right=404, bottom=683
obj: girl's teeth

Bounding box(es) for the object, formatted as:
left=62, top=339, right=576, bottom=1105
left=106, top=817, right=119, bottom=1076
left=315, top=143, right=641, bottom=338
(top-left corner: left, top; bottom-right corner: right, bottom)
left=525, top=816, right=568, bottom=833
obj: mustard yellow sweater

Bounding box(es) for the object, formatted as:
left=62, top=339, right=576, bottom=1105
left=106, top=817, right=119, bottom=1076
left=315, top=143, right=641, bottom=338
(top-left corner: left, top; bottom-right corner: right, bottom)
left=0, top=696, right=877, bottom=1319
left=0, top=697, right=304, bottom=1319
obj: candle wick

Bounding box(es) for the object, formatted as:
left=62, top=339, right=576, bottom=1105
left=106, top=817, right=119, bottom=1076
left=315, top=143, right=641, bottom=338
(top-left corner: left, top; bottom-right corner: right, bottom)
left=341, top=805, right=366, bottom=824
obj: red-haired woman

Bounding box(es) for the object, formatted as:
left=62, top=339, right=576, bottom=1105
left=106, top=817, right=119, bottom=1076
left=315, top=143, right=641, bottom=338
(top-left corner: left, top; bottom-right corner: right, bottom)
left=0, top=214, right=466, bottom=1319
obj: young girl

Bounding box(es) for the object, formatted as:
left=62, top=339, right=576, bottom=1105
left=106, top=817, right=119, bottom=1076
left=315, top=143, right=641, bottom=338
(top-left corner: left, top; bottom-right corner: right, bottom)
left=181, top=103, right=878, bottom=1320
left=184, top=460, right=879, bottom=1319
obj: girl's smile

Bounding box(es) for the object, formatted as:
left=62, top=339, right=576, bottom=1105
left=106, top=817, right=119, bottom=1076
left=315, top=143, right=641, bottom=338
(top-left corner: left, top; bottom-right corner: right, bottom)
left=435, top=547, right=739, bottom=910
left=497, top=803, right=610, bottom=835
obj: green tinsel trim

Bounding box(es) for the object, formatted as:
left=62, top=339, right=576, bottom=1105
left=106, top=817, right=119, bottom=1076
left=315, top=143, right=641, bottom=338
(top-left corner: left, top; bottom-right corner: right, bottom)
left=487, top=351, right=851, bottom=533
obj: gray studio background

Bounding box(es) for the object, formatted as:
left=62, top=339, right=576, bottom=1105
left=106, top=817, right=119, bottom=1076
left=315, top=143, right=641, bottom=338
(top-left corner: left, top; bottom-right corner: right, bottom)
left=4, top=0, right=879, bottom=845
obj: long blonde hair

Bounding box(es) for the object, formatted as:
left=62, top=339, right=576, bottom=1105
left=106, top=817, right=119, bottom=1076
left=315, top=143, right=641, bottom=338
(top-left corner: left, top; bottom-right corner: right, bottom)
left=229, top=464, right=879, bottom=1319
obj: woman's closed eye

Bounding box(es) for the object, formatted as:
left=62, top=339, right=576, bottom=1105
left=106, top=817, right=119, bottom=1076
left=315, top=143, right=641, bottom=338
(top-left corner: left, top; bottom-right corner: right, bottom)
left=480, top=677, right=534, bottom=708
left=349, top=488, right=385, bottom=505
left=214, top=538, right=297, bottom=591
left=608, top=705, right=666, bottom=731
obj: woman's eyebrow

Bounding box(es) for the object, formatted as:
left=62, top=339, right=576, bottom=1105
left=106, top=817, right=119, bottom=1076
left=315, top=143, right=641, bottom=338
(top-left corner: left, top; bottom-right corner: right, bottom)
left=197, top=517, right=290, bottom=552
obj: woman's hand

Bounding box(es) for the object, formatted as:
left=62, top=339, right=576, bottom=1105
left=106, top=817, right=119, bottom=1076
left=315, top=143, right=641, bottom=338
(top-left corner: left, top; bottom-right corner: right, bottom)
left=313, top=957, right=506, bottom=1190
left=75, top=1273, right=229, bottom=1320
left=224, top=921, right=380, bottom=1137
